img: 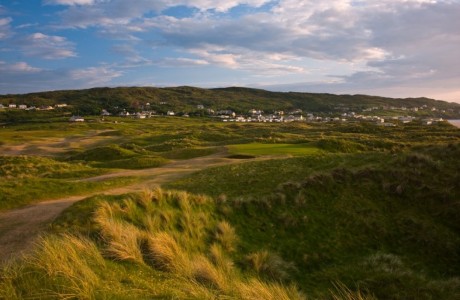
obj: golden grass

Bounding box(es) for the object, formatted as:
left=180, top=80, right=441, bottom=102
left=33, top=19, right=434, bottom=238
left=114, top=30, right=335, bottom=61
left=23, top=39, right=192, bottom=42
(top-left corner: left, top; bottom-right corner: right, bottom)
left=95, top=207, right=145, bottom=264
left=246, top=250, right=294, bottom=280
left=236, top=278, right=304, bottom=300
left=215, top=220, right=238, bottom=252
left=209, top=243, right=234, bottom=274
left=330, top=282, right=377, bottom=300
left=191, top=255, right=231, bottom=292
left=1, top=234, right=105, bottom=299
left=144, top=231, right=190, bottom=274
left=1, top=188, right=309, bottom=300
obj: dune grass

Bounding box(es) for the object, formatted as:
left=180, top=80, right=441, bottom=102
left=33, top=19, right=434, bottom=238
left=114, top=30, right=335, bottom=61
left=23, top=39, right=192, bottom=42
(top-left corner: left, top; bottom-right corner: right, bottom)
left=0, top=155, right=139, bottom=211
left=1, top=118, right=459, bottom=298
left=167, top=143, right=460, bottom=299
left=1, top=188, right=308, bottom=300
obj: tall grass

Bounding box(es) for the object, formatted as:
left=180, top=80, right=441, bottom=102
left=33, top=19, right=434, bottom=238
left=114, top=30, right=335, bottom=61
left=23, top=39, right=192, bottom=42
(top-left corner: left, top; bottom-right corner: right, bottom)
left=143, top=231, right=190, bottom=273
left=0, top=234, right=105, bottom=299
left=236, top=279, right=304, bottom=300
left=94, top=205, right=145, bottom=264
left=330, top=282, right=377, bottom=300
left=246, top=250, right=294, bottom=280
left=214, top=220, right=238, bottom=252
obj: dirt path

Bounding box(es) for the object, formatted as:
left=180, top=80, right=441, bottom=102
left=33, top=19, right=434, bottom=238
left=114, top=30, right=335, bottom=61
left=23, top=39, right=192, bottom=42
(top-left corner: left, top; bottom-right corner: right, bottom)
left=0, top=150, right=269, bottom=264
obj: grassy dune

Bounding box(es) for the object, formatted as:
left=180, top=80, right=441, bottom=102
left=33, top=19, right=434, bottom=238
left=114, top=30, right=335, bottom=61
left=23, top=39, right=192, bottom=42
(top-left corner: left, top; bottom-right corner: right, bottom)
left=169, top=143, right=460, bottom=299
left=0, top=189, right=309, bottom=299
left=0, top=156, right=136, bottom=211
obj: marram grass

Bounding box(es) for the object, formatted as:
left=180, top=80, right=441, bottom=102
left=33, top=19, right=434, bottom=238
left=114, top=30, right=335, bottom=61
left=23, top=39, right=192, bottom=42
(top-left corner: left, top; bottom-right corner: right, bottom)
left=1, top=188, right=313, bottom=299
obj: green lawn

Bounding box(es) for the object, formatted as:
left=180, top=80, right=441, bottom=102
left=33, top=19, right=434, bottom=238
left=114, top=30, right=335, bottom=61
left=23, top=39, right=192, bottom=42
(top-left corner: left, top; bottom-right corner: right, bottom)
left=228, top=143, right=322, bottom=156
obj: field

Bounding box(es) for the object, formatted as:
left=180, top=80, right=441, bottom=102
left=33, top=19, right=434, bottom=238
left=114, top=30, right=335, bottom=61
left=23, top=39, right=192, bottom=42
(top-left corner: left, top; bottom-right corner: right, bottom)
left=0, top=116, right=459, bottom=299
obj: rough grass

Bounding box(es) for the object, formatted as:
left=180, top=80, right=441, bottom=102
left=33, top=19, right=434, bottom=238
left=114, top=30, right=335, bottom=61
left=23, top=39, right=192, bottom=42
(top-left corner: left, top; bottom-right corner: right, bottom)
left=162, top=147, right=219, bottom=159
left=168, top=143, right=460, bottom=299
left=0, top=176, right=137, bottom=211
left=0, top=154, right=139, bottom=211
left=0, top=155, right=104, bottom=179
left=67, top=144, right=137, bottom=162
left=1, top=119, right=459, bottom=298
left=0, top=234, right=105, bottom=299
left=1, top=188, right=307, bottom=299
left=92, top=155, right=169, bottom=169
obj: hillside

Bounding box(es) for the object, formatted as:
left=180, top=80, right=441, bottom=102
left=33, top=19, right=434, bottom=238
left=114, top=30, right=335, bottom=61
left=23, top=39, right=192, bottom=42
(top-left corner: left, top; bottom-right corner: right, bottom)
left=1, top=86, right=459, bottom=118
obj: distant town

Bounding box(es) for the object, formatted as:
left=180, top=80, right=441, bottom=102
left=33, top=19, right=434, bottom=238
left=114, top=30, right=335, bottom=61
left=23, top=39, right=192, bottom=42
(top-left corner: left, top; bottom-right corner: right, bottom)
left=0, top=102, right=452, bottom=126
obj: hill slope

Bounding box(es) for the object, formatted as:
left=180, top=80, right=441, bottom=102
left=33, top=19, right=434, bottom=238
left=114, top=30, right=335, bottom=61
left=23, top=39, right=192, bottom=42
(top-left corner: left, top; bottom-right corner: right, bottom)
left=1, top=86, right=459, bottom=117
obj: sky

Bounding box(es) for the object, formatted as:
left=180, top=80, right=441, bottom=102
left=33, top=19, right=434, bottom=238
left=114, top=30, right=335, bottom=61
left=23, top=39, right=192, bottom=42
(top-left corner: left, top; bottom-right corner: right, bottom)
left=0, top=0, right=459, bottom=103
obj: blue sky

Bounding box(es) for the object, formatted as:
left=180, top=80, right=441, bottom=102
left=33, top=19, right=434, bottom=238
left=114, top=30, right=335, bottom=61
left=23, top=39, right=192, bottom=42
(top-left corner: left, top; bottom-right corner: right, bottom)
left=0, top=0, right=459, bottom=103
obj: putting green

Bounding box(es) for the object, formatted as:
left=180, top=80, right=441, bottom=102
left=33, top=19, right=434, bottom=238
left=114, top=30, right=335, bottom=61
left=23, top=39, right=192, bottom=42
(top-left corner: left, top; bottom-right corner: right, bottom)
left=228, top=143, right=322, bottom=156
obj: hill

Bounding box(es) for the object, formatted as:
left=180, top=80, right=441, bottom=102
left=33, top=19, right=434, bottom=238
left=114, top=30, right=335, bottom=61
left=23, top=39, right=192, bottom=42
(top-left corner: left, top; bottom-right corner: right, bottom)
left=1, top=86, right=459, bottom=118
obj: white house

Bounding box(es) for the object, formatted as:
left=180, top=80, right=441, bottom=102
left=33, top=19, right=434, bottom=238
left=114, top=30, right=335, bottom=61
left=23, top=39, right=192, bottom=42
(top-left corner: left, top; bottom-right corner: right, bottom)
left=18, top=104, right=27, bottom=109
left=101, top=109, right=112, bottom=116
left=136, top=112, right=147, bottom=119
left=8, top=104, right=17, bottom=108
left=167, top=111, right=175, bottom=116
left=69, top=116, right=85, bottom=122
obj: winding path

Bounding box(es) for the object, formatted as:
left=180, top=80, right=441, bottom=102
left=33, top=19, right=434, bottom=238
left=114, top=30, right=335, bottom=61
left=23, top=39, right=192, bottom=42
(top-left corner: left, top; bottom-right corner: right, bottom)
left=0, top=150, right=264, bottom=264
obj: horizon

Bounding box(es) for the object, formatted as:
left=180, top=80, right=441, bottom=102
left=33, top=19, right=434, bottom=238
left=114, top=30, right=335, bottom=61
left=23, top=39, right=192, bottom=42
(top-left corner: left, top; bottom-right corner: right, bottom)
left=1, top=1, right=460, bottom=104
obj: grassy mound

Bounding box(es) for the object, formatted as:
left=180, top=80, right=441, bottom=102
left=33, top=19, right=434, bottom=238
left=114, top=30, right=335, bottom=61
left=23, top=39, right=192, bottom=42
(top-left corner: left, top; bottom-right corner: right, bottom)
left=0, top=155, right=102, bottom=179
left=68, top=145, right=137, bottom=162
left=0, top=155, right=136, bottom=211
left=162, top=147, right=219, bottom=160
left=168, top=143, right=460, bottom=298
left=93, top=156, right=169, bottom=169
left=315, top=138, right=368, bottom=153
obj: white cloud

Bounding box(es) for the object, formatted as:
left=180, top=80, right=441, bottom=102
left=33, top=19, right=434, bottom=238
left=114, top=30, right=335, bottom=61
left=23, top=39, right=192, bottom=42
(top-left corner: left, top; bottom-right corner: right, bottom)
left=53, top=0, right=273, bottom=29
left=0, top=17, right=12, bottom=39
left=19, top=32, right=77, bottom=59
left=44, top=0, right=96, bottom=5
left=0, top=61, right=41, bottom=73
left=158, top=57, right=209, bottom=67
left=70, top=66, right=123, bottom=84
left=0, top=63, right=122, bottom=93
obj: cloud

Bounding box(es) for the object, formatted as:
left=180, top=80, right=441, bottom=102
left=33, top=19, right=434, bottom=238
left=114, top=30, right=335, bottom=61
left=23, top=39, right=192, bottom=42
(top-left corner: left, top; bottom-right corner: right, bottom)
left=157, top=57, right=209, bottom=67
left=0, top=61, right=41, bottom=73
left=52, top=0, right=273, bottom=29
left=70, top=66, right=123, bottom=85
left=3, top=0, right=460, bottom=101
left=43, top=0, right=96, bottom=5
left=111, top=44, right=149, bottom=64
left=18, top=32, right=77, bottom=59
left=0, top=17, right=12, bottom=39
left=0, top=62, right=122, bottom=93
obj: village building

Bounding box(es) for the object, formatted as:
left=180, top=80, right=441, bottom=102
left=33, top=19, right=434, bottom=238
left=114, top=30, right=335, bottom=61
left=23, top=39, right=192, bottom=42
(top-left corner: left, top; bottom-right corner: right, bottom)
left=69, top=115, right=85, bottom=122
